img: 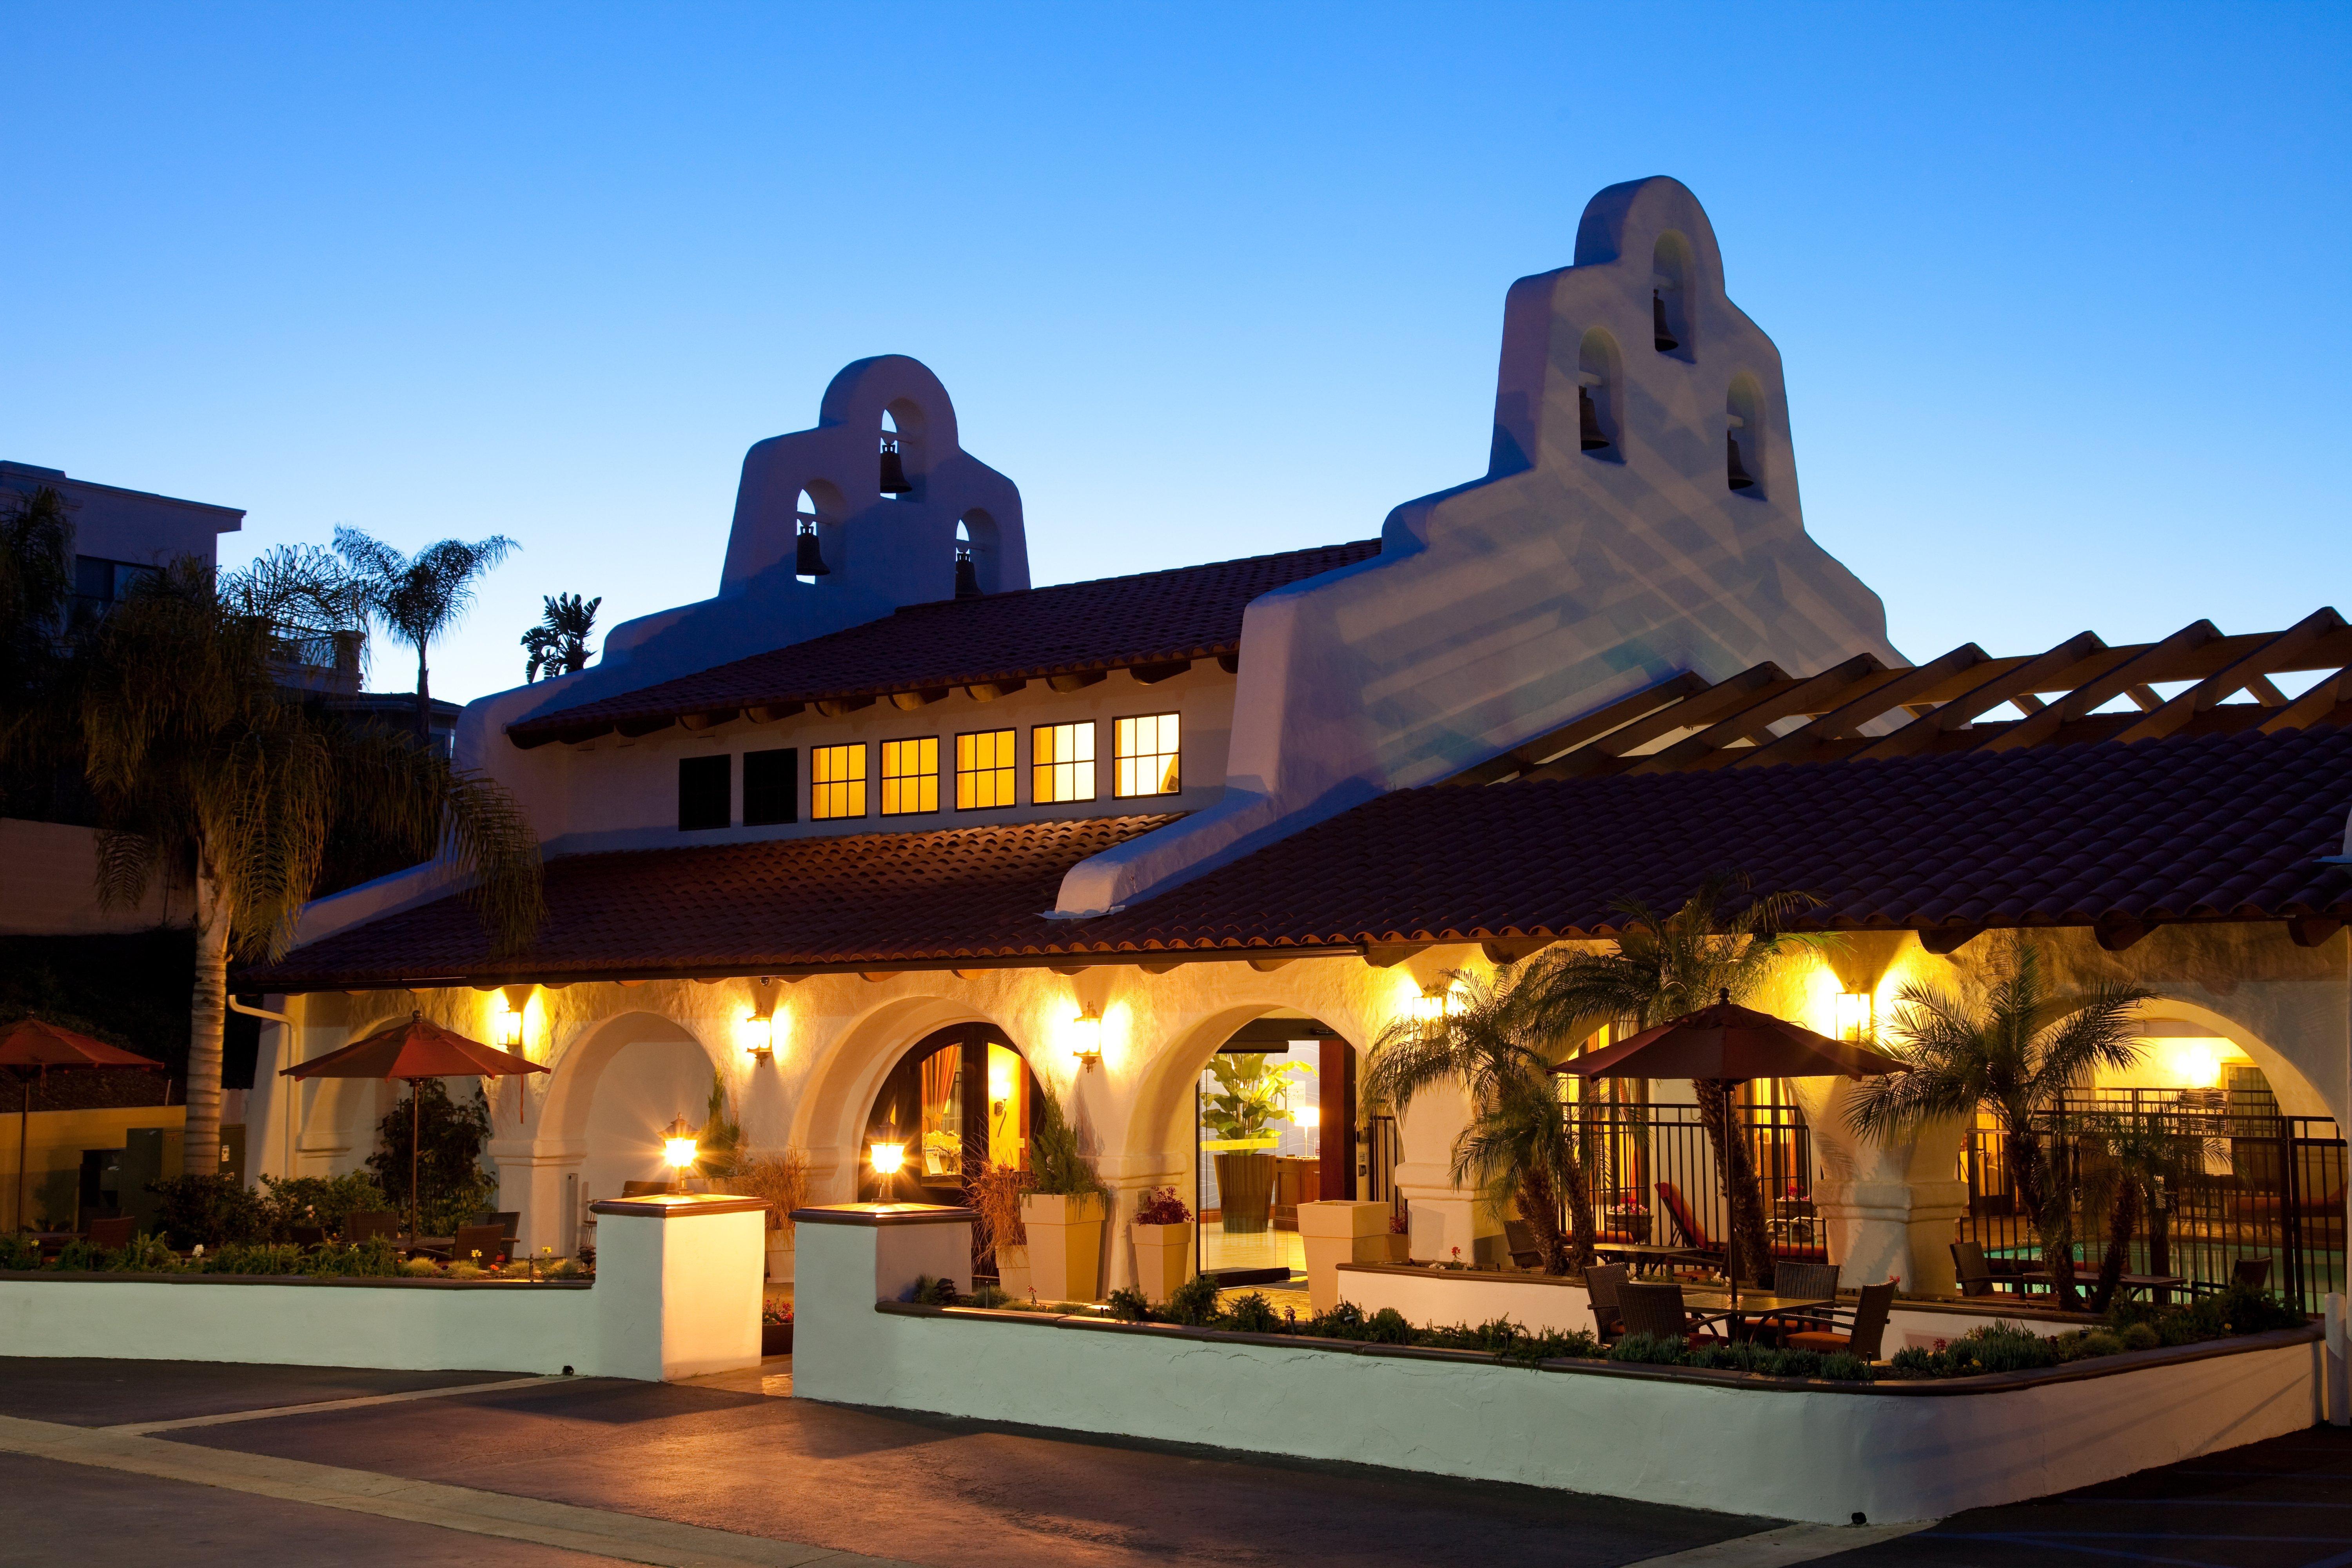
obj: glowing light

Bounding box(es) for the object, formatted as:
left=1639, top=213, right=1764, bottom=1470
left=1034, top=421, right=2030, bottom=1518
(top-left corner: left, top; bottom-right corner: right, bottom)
left=496, top=1006, right=524, bottom=1050
left=987, top=1053, right=1014, bottom=1104
left=1411, top=985, right=1457, bottom=1029
left=2156, top=1037, right=2227, bottom=1090
left=1295, top=1104, right=1321, bottom=1131
left=1833, top=992, right=1875, bottom=1044
left=1071, top=1010, right=1104, bottom=1069
left=742, top=1011, right=777, bottom=1059
left=662, top=1115, right=699, bottom=1177
left=869, top=1140, right=908, bottom=1175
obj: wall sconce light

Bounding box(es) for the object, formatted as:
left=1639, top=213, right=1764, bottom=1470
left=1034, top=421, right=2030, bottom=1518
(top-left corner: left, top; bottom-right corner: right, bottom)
left=743, top=1011, right=776, bottom=1060
left=662, top=1115, right=699, bottom=1193
left=1833, top=992, right=1875, bottom=1044
left=1071, top=1010, right=1104, bottom=1070
left=495, top=984, right=534, bottom=1051
left=1412, top=986, right=1455, bottom=1029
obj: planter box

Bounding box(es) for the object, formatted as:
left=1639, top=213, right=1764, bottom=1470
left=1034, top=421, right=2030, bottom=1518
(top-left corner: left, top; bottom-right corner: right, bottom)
left=1336, top=1261, right=1599, bottom=1336
left=764, top=1235, right=795, bottom=1285
left=1131, top=1221, right=1193, bottom=1303
left=1019, top=1193, right=1104, bottom=1303
left=761, top=1321, right=794, bottom=1356
left=1298, top=1201, right=1396, bottom=1312
left=1214, top=1153, right=1274, bottom=1234
left=995, top=1244, right=1033, bottom=1305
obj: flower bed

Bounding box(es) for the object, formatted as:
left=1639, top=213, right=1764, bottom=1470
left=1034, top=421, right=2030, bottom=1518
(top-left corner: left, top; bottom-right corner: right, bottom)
left=0, top=1232, right=590, bottom=1283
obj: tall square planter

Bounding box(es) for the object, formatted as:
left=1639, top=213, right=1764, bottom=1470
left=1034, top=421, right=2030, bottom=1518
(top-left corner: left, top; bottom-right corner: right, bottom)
left=995, top=1244, right=1034, bottom=1304
left=1131, top=1220, right=1194, bottom=1303
left=1020, top=1193, right=1105, bottom=1304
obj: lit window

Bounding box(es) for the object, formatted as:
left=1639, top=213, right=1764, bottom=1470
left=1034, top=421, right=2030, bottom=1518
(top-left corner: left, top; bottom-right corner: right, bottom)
left=1114, top=713, right=1180, bottom=797
left=880, top=737, right=939, bottom=816
left=955, top=729, right=1017, bottom=809
left=1031, top=722, right=1096, bottom=804
left=810, top=743, right=867, bottom=820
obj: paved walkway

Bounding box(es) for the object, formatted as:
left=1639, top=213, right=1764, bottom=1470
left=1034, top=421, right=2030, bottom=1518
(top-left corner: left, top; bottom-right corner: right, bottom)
left=2, top=1357, right=2343, bottom=1567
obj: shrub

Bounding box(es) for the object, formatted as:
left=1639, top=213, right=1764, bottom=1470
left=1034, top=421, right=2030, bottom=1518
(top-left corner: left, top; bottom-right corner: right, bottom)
left=2119, top=1321, right=2160, bottom=1352
left=365, top=1079, right=498, bottom=1236
left=1107, top=1286, right=1151, bottom=1322
left=1310, top=1301, right=1368, bottom=1338
left=1025, top=1085, right=1107, bottom=1201
left=909, top=1274, right=962, bottom=1307
left=1364, top=1306, right=1416, bottom=1345
left=1816, top=1352, right=1875, bottom=1383
left=1163, top=1273, right=1221, bottom=1327
left=257, top=1172, right=390, bottom=1241
left=1132, top=1186, right=1192, bottom=1225
left=149, top=1174, right=267, bottom=1250
left=762, top=1300, right=794, bottom=1325
left=2060, top=1330, right=2126, bottom=1362
left=0, top=1234, right=40, bottom=1270
left=401, top=1256, right=441, bottom=1277
left=729, top=1150, right=811, bottom=1234
left=1607, top=1332, right=1688, bottom=1366
left=104, top=1233, right=182, bottom=1273
left=1223, top=1291, right=1282, bottom=1334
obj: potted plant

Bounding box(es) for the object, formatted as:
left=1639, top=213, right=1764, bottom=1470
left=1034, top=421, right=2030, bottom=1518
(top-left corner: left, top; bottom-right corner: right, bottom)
left=761, top=1299, right=793, bottom=1356
left=1202, top=1054, right=1304, bottom=1234
left=1381, top=1211, right=1410, bottom=1263
left=968, top=1158, right=1033, bottom=1301
left=1017, top=1085, right=1108, bottom=1302
left=730, top=1149, right=811, bottom=1284
left=1130, top=1186, right=1194, bottom=1303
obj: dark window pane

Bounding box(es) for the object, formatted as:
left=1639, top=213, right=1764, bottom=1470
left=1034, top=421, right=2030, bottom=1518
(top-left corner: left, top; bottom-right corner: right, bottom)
left=678, top=754, right=731, bottom=831
left=74, top=556, right=114, bottom=601
left=743, top=747, right=798, bottom=826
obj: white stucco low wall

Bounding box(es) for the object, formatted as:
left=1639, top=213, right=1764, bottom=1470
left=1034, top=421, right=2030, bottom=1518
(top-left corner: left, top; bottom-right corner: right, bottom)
left=0, top=1276, right=597, bottom=1374
left=1336, top=1264, right=1597, bottom=1335
left=818, top=1305, right=2320, bottom=1524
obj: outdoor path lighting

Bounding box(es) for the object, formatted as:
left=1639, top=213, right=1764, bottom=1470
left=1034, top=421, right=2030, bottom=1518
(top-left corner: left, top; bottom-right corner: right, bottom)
left=664, top=1116, right=699, bottom=1193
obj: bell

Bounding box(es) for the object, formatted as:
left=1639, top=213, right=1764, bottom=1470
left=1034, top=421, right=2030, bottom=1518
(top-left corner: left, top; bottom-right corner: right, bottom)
left=1726, top=432, right=1757, bottom=491
left=953, top=546, right=981, bottom=599
left=877, top=439, right=914, bottom=495
left=1653, top=290, right=1679, bottom=353
left=795, top=519, right=830, bottom=576
left=1578, top=386, right=1611, bottom=451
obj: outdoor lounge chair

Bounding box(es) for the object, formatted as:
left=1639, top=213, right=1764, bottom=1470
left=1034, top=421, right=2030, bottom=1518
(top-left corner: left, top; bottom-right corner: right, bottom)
left=449, top=1223, right=513, bottom=1266
left=345, top=1210, right=402, bottom=1244
left=1779, top=1280, right=1896, bottom=1361
left=1653, top=1182, right=1721, bottom=1259
left=1583, top=1263, right=1629, bottom=1341
left=86, top=1214, right=137, bottom=1250
left=1615, top=1280, right=1728, bottom=1348
left=1951, top=1240, right=1998, bottom=1297
left=2233, top=1258, right=2272, bottom=1291
left=1504, top=1219, right=1543, bottom=1269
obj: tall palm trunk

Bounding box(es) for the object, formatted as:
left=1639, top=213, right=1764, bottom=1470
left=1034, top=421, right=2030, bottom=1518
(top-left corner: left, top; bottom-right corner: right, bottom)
left=2090, top=1177, right=2142, bottom=1314
left=1518, top=1163, right=1570, bottom=1274
left=1695, top=1080, right=1776, bottom=1290
left=185, top=872, right=231, bottom=1178
left=414, top=642, right=432, bottom=744
left=2006, top=1122, right=2081, bottom=1310
left=1563, top=1108, right=1598, bottom=1270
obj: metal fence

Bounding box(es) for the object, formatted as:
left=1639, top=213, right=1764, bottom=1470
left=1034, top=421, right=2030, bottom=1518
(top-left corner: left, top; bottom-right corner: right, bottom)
left=1366, top=1115, right=1404, bottom=1219
left=1569, top=1102, right=1821, bottom=1259
left=1961, top=1092, right=2347, bottom=1314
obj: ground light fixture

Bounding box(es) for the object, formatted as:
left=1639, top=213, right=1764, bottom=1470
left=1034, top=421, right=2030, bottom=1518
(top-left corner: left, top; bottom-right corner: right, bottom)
left=1071, top=1010, right=1104, bottom=1070
left=868, top=1138, right=908, bottom=1202
left=662, top=1116, right=699, bottom=1193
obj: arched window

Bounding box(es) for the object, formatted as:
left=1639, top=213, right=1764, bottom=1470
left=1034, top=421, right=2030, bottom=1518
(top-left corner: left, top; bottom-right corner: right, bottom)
left=1725, top=376, right=1764, bottom=497
left=1651, top=233, right=1693, bottom=359
left=1577, top=328, right=1621, bottom=459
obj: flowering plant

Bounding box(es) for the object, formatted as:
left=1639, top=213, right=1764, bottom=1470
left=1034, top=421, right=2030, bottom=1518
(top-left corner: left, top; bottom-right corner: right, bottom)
left=762, top=1300, right=794, bottom=1325
left=1132, top=1187, right=1192, bottom=1225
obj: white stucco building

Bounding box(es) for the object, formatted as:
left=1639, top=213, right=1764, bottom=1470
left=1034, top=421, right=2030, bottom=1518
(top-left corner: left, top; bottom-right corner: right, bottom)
left=240, top=178, right=2352, bottom=1303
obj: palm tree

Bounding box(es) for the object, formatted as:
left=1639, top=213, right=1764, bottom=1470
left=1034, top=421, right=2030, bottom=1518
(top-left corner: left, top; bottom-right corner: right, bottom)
left=521, top=593, right=600, bottom=682
left=59, top=557, right=544, bottom=1177
left=1365, top=964, right=1596, bottom=1274
left=334, top=527, right=517, bottom=740
left=1, top=485, right=75, bottom=720
left=2079, top=1110, right=2212, bottom=1313
left=1846, top=944, right=2149, bottom=1310
left=1516, top=873, right=1828, bottom=1291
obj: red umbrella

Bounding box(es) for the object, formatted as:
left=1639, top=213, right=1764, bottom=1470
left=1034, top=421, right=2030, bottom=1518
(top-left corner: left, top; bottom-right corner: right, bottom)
left=0, top=1020, right=163, bottom=1233
left=281, top=1011, right=547, bottom=1242
left=1559, top=991, right=1905, bottom=1307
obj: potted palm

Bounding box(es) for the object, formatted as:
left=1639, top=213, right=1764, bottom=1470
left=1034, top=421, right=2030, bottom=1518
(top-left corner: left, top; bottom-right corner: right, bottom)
left=1202, top=1054, right=1303, bottom=1234
left=1017, top=1085, right=1108, bottom=1302
left=1129, top=1186, right=1194, bottom=1303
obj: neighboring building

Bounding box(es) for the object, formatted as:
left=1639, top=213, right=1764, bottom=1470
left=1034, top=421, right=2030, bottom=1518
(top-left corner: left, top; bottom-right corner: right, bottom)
left=240, top=179, right=2351, bottom=1301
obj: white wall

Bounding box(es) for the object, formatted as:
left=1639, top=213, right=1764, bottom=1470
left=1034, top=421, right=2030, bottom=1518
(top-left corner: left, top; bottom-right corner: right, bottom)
left=582, top=1036, right=721, bottom=1201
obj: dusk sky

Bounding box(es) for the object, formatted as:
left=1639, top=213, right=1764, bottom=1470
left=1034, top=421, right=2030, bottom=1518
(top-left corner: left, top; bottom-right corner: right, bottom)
left=5, top=4, right=2345, bottom=705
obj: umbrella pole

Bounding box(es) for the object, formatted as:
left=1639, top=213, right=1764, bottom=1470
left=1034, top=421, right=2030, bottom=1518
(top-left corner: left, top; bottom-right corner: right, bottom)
left=410, top=1085, right=421, bottom=1245
left=16, top=1080, right=28, bottom=1235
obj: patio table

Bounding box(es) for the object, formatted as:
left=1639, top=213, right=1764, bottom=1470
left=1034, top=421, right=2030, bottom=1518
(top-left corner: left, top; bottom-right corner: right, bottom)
left=1591, top=1241, right=1710, bottom=1276
left=1680, top=1292, right=1836, bottom=1343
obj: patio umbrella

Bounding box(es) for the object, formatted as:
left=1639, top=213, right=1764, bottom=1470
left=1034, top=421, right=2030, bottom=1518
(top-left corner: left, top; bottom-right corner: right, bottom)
left=1559, top=991, right=1905, bottom=1307
left=0, top=1019, right=164, bottom=1233
left=281, top=1011, right=547, bottom=1242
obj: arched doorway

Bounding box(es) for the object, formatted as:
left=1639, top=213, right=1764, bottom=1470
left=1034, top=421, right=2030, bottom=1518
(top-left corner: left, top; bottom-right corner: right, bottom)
left=1195, top=1014, right=1358, bottom=1286
left=859, top=1025, right=1042, bottom=1205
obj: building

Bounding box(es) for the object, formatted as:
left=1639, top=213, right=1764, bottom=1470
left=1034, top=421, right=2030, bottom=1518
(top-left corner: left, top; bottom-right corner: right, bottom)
left=239, top=178, right=2352, bottom=1300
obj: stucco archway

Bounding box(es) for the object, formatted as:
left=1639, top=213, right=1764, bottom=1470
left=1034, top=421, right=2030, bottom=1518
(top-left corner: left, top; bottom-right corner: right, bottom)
left=789, top=993, right=1022, bottom=1205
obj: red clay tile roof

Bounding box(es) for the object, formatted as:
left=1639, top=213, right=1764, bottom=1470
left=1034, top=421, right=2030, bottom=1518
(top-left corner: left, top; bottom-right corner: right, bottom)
left=508, top=540, right=1383, bottom=746
left=243, top=815, right=1182, bottom=991
left=246, top=726, right=2352, bottom=991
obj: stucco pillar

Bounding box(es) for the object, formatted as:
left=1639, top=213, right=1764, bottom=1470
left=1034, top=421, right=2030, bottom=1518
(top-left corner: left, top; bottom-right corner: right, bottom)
left=1393, top=1084, right=1499, bottom=1266
left=489, top=1135, right=586, bottom=1258
left=1795, top=1078, right=1969, bottom=1296
left=1098, top=1151, right=1184, bottom=1294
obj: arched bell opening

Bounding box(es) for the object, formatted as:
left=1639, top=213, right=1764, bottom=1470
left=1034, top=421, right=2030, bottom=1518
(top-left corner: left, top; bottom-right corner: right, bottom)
left=793, top=480, right=847, bottom=583
left=1576, top=328, right=1623, bottom=461
left=1651, top=232, right=1694, bottom=361
left=1725, top=374, right=1765, bottom=498
left=858, top=1024, right=1043, bottom=1211
left=879, top=402, right=925, bottom=499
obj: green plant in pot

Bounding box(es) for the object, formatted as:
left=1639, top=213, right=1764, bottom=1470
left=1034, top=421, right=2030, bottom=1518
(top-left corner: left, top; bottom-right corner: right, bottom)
left=1202, top=1053, right=1304, bottom=1235
left=1018, top=1084, right=1109, bottom=1302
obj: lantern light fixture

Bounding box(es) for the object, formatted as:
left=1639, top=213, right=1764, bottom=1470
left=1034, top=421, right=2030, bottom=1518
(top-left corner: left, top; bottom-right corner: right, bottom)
left=662, top=1116, right=699, bottom=1192
left=744, top=1011, right=776, bottom=1060
left=496, top=1005, right=524, bottom=1050
left=1833, top=992, right=1876, bottom=1045
left=1071, top=1010, right=1104, bottom=1070
left=869, top=1140, right=907, bottom=1176
left=1412, top=985, right=1455, bottom=1029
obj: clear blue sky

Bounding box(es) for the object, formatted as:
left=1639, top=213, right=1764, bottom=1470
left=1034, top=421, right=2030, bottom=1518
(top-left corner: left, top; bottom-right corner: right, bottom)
left=5, top=3, right=2346, bottom=706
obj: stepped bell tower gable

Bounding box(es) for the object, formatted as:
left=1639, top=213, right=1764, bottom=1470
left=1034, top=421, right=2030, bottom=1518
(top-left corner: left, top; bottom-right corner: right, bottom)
left=717, top=353, right=1031, bottom=629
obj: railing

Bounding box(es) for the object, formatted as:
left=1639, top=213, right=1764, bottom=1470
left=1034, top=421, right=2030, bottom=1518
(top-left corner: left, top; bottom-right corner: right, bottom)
left=1565, top=1103, right=1819, bottom=1258
left=1365, top=1115, right=1405, bottom=1220
left=1960, top=1097, right=2346, bottom=1315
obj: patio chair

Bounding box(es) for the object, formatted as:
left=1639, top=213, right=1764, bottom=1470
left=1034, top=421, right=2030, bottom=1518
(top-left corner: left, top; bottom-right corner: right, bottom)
left=1504, top=1219, right=1543, bottom=1269
left=449, top=1223, right=513, bottom=1266
left=1950, top=1240, right=1996, bottom=1298
left=345, top=1210, right=402, bottom=1244
left=287, top=1224, right=328, bottom=1249
left=1616, top=1280, right=1728, bottom=1349
left=1781, top=1280, right=1897, bottom=1362
left=1584, top=1263, right=1630, bottom=1341
left=2232, top=1257, right=2272, bottom=1291
left=1652, top=1182, right=1720, bottom=1259
left=86, top=1214, right=138, bottom=1250
left=470, top=1210, right=521, bottom=1239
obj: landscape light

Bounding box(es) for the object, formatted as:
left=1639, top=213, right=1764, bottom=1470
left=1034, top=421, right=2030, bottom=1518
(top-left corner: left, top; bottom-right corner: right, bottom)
left=662, top=1116, right=698, bottom=1192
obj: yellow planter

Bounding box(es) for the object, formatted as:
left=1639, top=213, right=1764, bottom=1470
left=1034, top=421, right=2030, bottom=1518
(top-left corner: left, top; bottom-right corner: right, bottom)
left=1020, top=1193, right=1105, bottom=1303
left=1131, top=1220, right=1194, bottom=1303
